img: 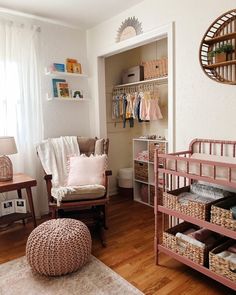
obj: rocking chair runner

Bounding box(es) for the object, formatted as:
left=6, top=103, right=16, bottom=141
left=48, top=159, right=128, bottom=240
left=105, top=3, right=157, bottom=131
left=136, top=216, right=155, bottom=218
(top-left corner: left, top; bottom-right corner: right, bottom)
left=37, top=136, right=111, bottom=246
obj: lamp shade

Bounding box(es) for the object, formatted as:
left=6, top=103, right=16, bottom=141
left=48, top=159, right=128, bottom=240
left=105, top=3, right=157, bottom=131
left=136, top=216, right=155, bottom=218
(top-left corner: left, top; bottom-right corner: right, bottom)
left=0, top=136, right=18, bottom=155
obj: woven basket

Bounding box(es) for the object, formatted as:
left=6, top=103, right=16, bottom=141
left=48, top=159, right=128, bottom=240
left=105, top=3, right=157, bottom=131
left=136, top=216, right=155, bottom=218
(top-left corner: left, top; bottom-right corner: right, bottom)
left=162, top=222, right=209, bottom=265
left=163, top=186, right=221, bottom=220
left=209, top=239, right=236, bottom=282
left=134, top=161, right=148, bottom=182
left=149, top=142, right=166, bottom=163
left=141, top=58, right=168, bottom=80
left=210, top=197, right=236, bottom=231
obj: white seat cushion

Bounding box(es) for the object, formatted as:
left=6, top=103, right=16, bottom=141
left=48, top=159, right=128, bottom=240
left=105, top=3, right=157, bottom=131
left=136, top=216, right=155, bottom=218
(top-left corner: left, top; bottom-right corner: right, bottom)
left=58, top=184, right=106, bottom=202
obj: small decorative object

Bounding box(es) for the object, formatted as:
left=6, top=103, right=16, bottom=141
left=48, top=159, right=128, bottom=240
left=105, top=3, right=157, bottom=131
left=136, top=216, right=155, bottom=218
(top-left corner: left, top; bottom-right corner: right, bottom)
left=72, top=90, right=83, bottom=99
left=73, top=63, right=82, bottom=74
left=0, top=136, right=17, bottom=181
left=57, top=82, right=70, bottom=98
left=26, top=218, right=92, bottom=276
left=116, top=17, right=143, bottom=43
left=1, top=200, right=15, bottom=215
left=53, top=63, right=65, bottom=72
left=208, top=43, right=234, bottom=64
left=15, top=199, right=27, bottom=213
left=66, top=58, right=77, bottom=73
left=199, top=9, right=236, bottom=84
left=52, top=78, right=66, bottom=97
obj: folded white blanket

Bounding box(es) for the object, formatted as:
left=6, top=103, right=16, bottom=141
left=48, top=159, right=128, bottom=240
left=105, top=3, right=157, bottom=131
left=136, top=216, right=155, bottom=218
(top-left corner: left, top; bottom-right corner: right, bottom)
left=176, top=232, right=205, bottom=249
left=37, top=136, right=80, bottom=205
left=216, top=251, right=236, bottom=269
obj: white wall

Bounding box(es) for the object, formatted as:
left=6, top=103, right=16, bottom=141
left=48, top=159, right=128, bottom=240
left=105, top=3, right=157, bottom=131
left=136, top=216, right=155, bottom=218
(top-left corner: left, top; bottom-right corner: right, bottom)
left=39, top=22, right=90, bottom=139
left=87, top=0, right=236, bottom=151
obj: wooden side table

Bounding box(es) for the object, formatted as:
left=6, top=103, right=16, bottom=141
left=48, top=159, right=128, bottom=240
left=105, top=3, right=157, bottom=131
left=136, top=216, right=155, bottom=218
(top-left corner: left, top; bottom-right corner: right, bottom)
left=0, top=173, right=37, bottom=228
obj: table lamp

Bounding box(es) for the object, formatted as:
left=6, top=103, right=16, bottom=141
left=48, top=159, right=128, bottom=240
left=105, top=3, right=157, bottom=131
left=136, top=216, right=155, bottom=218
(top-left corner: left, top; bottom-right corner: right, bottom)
left=0, top=136, right=18, bottom=181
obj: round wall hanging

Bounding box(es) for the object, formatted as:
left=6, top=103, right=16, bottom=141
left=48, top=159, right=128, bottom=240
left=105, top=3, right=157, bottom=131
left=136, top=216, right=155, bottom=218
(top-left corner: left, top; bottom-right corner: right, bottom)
left=199, top=9, right=236, bottom=85
left=116, top=17, right=143, bottom=43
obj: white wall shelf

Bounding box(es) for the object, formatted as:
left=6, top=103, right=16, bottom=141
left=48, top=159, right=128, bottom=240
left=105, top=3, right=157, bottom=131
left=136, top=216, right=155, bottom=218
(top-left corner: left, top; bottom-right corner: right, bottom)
left=45, top=70, right=88, bottom=78
left=45, top=65, right=89, bottom=101
left=47, top=96, right=90, bottom=102
left=114, top=76, right=168, bottom=88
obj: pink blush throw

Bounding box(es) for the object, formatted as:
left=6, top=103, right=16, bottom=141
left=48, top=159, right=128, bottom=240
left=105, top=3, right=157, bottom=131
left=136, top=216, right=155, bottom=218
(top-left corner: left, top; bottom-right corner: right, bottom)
left=67, top=154, right=107, bottom=186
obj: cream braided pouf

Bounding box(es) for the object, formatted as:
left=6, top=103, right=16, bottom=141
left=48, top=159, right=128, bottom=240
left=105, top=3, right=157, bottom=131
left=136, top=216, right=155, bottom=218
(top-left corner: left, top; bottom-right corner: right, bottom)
left=26, top=218, right=91, bottom=276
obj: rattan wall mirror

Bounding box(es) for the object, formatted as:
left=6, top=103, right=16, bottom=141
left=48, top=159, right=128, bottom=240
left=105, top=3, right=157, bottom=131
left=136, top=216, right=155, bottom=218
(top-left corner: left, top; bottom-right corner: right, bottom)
left=199, top=9, right=236, bottom=85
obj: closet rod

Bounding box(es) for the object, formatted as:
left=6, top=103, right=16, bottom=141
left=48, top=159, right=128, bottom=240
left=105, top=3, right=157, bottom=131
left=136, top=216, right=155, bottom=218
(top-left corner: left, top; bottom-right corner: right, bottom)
left=114, top=76, right=168, bottom=88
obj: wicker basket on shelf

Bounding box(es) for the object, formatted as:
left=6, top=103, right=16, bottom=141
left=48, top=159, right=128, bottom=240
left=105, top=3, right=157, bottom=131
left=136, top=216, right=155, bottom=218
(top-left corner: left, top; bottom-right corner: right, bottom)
left=134, top=161, right=148, bottom=182
left=209, top=239, right=236, bottom=282
left=163, top=186, right=224, bottom=221
left=149, top=142, right=166, bottom=163
left=141, top=57, right=168, bottom=80
left=211, top=197, right=236, bottom=231
left=162, top=222, right=209, bottom=266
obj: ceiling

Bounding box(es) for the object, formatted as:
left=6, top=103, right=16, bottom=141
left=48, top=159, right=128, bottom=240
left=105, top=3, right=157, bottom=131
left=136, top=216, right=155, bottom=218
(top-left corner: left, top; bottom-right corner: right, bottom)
left=0, top=0, right=144, bottom=29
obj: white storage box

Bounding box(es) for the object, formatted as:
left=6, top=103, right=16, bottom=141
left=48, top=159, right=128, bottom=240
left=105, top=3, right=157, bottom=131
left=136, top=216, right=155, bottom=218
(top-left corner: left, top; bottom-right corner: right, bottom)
left=122, top=66, right=144, bottom=84
left=118, top=168, right=133, bottom=188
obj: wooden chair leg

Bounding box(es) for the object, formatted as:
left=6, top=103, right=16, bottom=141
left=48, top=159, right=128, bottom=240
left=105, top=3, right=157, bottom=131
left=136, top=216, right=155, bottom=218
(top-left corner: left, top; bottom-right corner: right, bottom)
left=100, top=225, right=107, bottom=247
left=103, top=204, right=108, bottom=230
left=51, top=207, right=57, bottom=219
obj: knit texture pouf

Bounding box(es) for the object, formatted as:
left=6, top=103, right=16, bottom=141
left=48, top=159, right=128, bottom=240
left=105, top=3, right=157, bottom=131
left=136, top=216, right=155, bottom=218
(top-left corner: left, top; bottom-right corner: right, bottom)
left=26, top=218, right=91, bottom=276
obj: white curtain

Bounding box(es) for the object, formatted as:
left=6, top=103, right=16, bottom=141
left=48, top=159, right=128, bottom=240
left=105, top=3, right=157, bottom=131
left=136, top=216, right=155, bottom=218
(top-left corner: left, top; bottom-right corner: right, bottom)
left=0, top=20, right=44, bottom=216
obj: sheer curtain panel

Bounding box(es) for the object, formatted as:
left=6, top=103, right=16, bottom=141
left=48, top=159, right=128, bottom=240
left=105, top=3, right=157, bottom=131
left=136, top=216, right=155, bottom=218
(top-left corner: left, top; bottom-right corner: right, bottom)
left=0, top=21, right=44, bottom=216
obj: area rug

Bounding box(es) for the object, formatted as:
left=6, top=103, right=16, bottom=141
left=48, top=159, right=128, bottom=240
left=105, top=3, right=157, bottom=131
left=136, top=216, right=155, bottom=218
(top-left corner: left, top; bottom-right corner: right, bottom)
left=0, top=256, right=143, bottom=295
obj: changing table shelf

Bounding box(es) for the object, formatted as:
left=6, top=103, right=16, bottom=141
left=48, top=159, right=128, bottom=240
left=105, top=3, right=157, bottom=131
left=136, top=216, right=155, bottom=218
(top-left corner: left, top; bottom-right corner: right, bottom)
left=158, top=205, right=236, bottom=239
left=158, top=245, right=236, bottom=291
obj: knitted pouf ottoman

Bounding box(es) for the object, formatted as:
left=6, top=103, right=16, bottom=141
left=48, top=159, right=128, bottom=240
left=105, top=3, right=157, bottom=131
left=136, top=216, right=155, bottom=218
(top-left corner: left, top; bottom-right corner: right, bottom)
left=26, top=218, right=91, bottom=276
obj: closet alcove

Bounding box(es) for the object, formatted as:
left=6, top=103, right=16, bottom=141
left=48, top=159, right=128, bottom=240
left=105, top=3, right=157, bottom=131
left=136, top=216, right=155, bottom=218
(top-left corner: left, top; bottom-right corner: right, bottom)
left=104, top=38, right=169, bottom=197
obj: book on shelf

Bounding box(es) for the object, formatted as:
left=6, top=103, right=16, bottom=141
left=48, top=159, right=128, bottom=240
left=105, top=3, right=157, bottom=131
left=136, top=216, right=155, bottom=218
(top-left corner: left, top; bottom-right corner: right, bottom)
left=57, top=82, right=70, bottom=98
left=66, top=58, right=77, bottom=73
left=52, top=78, right=66, bottom=97
left=73, top=63, right=82, bottom=74
left=53, top=63, right=65, bottom=72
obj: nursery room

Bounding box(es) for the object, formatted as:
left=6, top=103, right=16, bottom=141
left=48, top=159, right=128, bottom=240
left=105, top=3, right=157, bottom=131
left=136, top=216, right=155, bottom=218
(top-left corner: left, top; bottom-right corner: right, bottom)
left=0, top=0, right=236, bottom=294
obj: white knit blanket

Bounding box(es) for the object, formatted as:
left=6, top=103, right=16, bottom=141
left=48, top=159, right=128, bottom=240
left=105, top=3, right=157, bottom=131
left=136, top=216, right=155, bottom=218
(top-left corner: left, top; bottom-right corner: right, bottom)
left=37, top=136, right=80, bottom=205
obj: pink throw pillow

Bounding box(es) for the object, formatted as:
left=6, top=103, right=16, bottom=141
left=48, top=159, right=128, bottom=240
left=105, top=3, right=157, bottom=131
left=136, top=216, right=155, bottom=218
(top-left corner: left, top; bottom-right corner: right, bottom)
left=67, top=154, right=107, bottom=186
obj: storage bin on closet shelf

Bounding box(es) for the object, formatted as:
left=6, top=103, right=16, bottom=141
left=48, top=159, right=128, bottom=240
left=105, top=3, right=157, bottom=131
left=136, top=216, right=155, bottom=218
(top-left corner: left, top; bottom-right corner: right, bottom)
left=117, top=168, right=133, bottom=188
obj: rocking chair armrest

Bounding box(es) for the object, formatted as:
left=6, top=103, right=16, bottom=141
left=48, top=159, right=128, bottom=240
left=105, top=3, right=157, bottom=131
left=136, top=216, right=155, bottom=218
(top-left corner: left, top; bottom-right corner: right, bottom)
left=105, top=170, right=112, bottom=176
left=43, top=174, right=53, bottom=202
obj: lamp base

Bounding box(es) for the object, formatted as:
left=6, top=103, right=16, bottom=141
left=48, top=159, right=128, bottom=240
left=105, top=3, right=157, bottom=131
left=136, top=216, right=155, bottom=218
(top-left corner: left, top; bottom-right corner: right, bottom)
left=0, top=155, right=13, bottom=182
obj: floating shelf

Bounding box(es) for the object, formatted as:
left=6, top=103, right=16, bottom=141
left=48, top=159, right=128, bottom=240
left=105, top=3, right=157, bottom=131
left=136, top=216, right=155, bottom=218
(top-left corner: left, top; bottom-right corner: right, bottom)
left=47, top=97, right=90, bottom=102
left=204, top=32, right=236, bottom=45
left=203, top=59, right=236, bottom=69
left=114, top=76, right=168, bottom=88
left=45, top=71, right=88, bottom=78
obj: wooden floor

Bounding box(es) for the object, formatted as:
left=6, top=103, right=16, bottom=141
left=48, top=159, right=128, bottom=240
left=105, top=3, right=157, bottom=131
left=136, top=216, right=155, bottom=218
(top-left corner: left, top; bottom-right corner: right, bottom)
left=0, top=195, right=233, bottom=295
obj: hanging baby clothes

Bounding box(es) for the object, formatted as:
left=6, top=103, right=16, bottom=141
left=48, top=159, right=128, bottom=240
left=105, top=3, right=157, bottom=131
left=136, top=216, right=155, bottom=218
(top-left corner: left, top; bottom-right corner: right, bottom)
left=139, top=90, right=163, bottom=121
left=112, top=81, right=163, bottom=127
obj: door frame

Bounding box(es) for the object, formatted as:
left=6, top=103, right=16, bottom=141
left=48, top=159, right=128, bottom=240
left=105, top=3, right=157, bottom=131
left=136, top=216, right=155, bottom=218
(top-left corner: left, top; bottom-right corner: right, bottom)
left=95, top=22, right=175, bottom=152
